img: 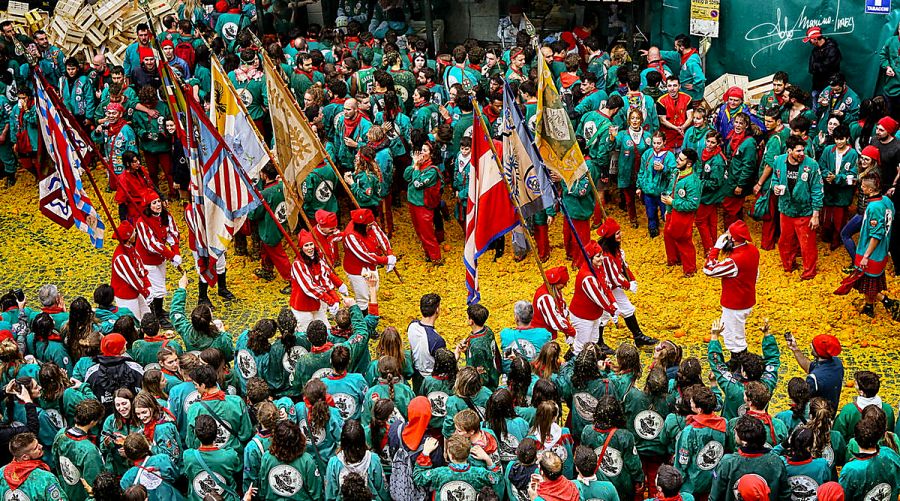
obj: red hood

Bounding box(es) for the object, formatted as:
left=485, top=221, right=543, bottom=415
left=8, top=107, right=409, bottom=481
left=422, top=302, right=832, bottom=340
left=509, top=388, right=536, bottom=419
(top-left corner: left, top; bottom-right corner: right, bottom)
left=536, top=476, right=580, bottom=501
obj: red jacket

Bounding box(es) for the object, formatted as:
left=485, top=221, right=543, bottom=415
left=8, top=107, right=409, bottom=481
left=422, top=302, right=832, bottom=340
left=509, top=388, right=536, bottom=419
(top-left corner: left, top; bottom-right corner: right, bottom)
left=313, top=225, right=343, bottom=267
left=568, top=264, right=618, bottom=320
left=342, top=224, right=392, bottom=275
left=114, top=170, right=154, bottom=221
left=531, top=285, right=575, bottom=339
left=704, top=243, right=759, bottom=310
left=111, top=243, right=149, bottom=299
left=136, top=213, right=180, bottom=266
left=290, top=258, right=342, bottom=312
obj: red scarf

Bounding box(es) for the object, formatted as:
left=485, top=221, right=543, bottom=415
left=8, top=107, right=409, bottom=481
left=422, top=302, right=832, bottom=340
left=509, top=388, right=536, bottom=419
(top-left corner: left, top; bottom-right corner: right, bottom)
left=647, top=59, right=667, bottom=77
left=310, top=341, right=334, bottom=353
left=142, top=417, right=160, bottom=443
left=302, top=394, right=336, bottom=408
left=687, top=413, right=727, bottom=433
left=726, top=129, right=748, bottom=159
left=701, top=145, right=723, bottom=163
left=536, top=476, right=580, bottom=501
left=201, top=389, right=226, bottom=401
left=344, top=113, right=363, bottom=138
left=294, top=68, right=313, bottom=80
left=746, top=409, right=778, bottom=444
left=4, top=460, right=49, bottom=490
left=107, top=117, right=127, bottom=138
left=680, top=48, right=699, bottom=66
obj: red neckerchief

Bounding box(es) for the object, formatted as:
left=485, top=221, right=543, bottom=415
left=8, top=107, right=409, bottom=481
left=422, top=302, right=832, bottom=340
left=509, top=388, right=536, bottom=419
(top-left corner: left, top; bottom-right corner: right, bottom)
left=552, top=55, right=565, bottom=62
left=746, top=409, right=777, bottom=444
left=142, top=418, right=160, bottom=443
left=726, top=129, right=748, bottom=159
left=107, top=117, right=127, bottom=138
left=331, top=97, right=347, bottom=106
left=143, top=335, right=170, bottom=343
left=536, top=476, right=580, bottom=501
left=468, top=63, right=481, bottom=72
left=3, top=460, right=49, bottom=490
left=424, top=81, right=436, bottom=89
left=330, top=327, right=352, bottom=339
left=680, top=48, right=699, bottom=65
left=201, top=390, right=226, bottom=401
left=471, top=430, right=498, bottom=454
left=787, top=458, right=813, bottom=466
left=560, top=73, right=580, bottom=89
left=686, top=413, right=726, bottom=433
left=47, top=332, right=63, bottom=342
left=418, top=157, right=435, bottom=173
left=469, top=327, right=487, bottom=340
left=294, top=68, right=313, bottom=79
left=65, top=428, right=95, bottom=442
left=326, top=371, right=347, bottom=380
left=42, top=306, right=64, bottom=315
left=657, top=495, right=684, bottom=501
left=344, top=113, right=363, bottom=138
left=701, top=145, right=723, bottom=163
left=311, top=342, right=334, bottom=354
left=198, top=445, right=218, bottom=451
left=303, top=394, right=336, bottom=408
left=737, top=448, right=767, bottom=458
left=647, top=59, right=667, bottom=77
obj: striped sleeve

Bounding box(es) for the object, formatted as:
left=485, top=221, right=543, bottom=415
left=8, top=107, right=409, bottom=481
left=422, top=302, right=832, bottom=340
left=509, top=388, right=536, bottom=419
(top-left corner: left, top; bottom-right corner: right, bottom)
left=370, top=225, right=393, bottom=255
left=291, top=261, right=329, bottom=301
left=136, top=220, right=169, bottom=258
left=536, top=294, right=570, bottom=332
left=703, top=256, right=739, bottom=278
left=582, top=275, right=618, bottom=315
left=112, top=254, right=145, bottom=292
left=345, top=233, right=387, bottom=266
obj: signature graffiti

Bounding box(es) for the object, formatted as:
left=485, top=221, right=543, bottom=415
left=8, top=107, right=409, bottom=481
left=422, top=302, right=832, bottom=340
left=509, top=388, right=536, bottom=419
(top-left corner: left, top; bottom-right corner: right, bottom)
left=743, top=0, right=854, bottom=68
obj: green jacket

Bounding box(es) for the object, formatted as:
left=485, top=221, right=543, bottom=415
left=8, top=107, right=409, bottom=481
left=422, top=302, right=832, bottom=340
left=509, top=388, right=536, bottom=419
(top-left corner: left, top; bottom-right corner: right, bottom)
left=724, top=136, right=757, bottom=193
left=129, top=336, right=184, bottom=368
left=228, top=70, right=267, bottom=120
left=411, top=102, right=441, bottom=132
left=301, top=166, right=339, bottom=218
left=94, top=306, right=137, bottom=335
left=710, top=450, right=790, bottom=501
left=623, top=387, right=674, bottom=457
left=52, top=427, right=103, bottom=501
left=819, top=145, right=858, bottom=207
left=0, top=462, right=66, bottom=501
left=257, top=451, right=323, bottom=501
left=332, top=115, right=371, bottom=169
left=182, top=447, right=242, bottom=501
left=637, top=149, right=676, bottom=196
left=325, top=451, right=389, bottom=501
left=881, top=36, right=900, bottom=97
left=185, top=393, right=253, bottom=456
left=725, top=412, right=788, bottom=451
left=681, top=125, right=710, bottom=152
left=120, top=454, right=184, bottom=501
left=761, top=127, right=791, bottom=191
left=9, top=102, right=40, bottom=154
left=250, top=180, right=287, bottom=246
left=132, top=101, right=170, bottom=154
left=451, top=112, right=475, bottom=158
left=349, top=170, right=383, bottom=210
left=840, top=447, right=900, bottom=501
left=665, top=168, right=701, bottom=213
left=578, top=110, right=615, bottom=169
left=699, top=150, right=729, bottom=205
left=673, top=417, right=727, bottom=494
left=59, top=74, right=95, bottom=120
left=170, top=288, right=233, bottom=358
left=580, top=426, right=644, bottom=501
left=243, top=431, right=272, bottom=492
left=561, top=174, right=595, bottom=220
left=100, top=414, right=142, bottom=475
left=771, top=154, right=824, bottom=218
left=442, top=386, right=493, bottom=438
left=292, top=306, right=372, bottom=394
left=464, top=326, right=501, bottom=389
left=835, top=399, right=896, bottom=442
left=404, top=161, right=441, bottom=207
left=94, top=85, right=139, bottom=123
left=661, top=50, right=706, bottom=102
left=707, top=334, right=780, bottom=420
left=413, top=458, right=500, bottom=499
left=417, top=374, right=454, bottom=430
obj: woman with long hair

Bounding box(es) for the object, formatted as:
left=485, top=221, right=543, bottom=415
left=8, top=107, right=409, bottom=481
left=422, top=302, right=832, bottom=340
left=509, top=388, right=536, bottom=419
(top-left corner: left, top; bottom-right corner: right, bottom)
left=37, top=362, right=92, bottom=429
left=293, top=379, right=344, bottom=475
left=132, top=391, right=182, bottom=468
left=0, top=330, right=35, bottom=388
left=442, top=366, right=492, bottom=438
left=531, top=341, right=561, bottom=380
left=722, top=112, right=758, bottom=229
left=557, top=343, right=606, bottom=443
left=363, top=355, right=414, bottom=428
left=140, top=369, right=169, bottom=408
left=258, top=420, right=323, bottom=500
left=100, top=388, right=140, bottom=475
left=345, top=146, right=385, bottom=214
left=365, top=326, right=413, bottom=384
left=62, top=297, right=98, bottom=362
left=580, top=396, right=643, bottom=501
left=365, top=398, right=395, bottom=475
left=636, top=130, right=677, bottom=237
left=609, top=110, right=652, bottom=227
left=325, top=419, right=388, bottom=500
left=527, top=400, right=575, bottom=478
left=233, top=318, right=280, bottom=395
left=417, top=347, right=456, bottom=432
left=650, top=340, right=683, bottom=381
left=484, top=388, right=529, bottom=466
left=170, top=279, right=232, bottom=358
left=782, top=426, right=832, bottom=491
left=507, top=356, right=537, bottom=409
left=288, top=230, right=343, bottom=333
left=625, top=366, right=674, bottom=499
left=27, top=313, right=72, bottom=372
left=801, top=397, right=847, bottom=472
left=69, top=330, right=101, bottom=383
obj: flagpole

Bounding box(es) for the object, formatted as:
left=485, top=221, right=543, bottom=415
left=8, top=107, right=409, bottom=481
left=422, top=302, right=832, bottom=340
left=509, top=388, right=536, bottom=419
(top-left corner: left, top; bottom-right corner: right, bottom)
left=468, top=95, right=553, bottom=297
left=36, top=71, right=123, bottom=243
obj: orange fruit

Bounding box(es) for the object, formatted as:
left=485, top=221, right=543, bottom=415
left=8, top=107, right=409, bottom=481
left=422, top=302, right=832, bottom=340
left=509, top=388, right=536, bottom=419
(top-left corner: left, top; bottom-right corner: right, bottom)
left=703, top=334, right=711, bottom=343
left=846, top=380, right=855, bottom=388
left=443, top=243, right=451, bottom=252
left=673, top=329, right=686, bottom=338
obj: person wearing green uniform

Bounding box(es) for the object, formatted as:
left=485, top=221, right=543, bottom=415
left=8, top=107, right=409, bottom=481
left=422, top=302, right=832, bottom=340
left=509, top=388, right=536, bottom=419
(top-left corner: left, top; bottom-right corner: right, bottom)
left=185, top=364, right=252, bottom=456
left=681, top=107, right=711, bottom=152
left=229, top=50, right=268, bottom=123
left=121, top=433, right=184, bottom=501
left=835, top=371, right=896, bottom=441
left=26, top=314, right=72, bottom=375
left=258, top=419, right=322, bottom=501
left=290, top=54, right=321, bottom=102
left=555, top=348, right=607, bottom=444
left=292, top=378, right=344, bottom=476
left=59, top=58, right=95, bottom=127
left=721, top=112, right=757, bottom=230
left=781, top=426, right=832, bottom=500
left=92, top=285, right=137, bottom=335
left=416, top=347, right=456, bottom=431
left=707, top=323, right=780, bottom=420
left=442, top=367, right=493, bottom=438
left=233, top=319, right=283, bottom=396
left=0, top=432, right=66, bottom=501
left=673, top=385, right=726, bottom=497
left=182, top=414, right=241, bottom=500
left=101, top=388, right=141, bottom=475
left=132, top=86, right=172, bottom=194
left=214, top=1, right=250, bottom=52
left=292, top=301, right=373, bottom=393
left=573, top=73, right=609, bottom=122
left=815, top=73, right=860, bottom=125
left=612, top=111, right=653, bottom=227
left=580, top=396, right=644, bottom=501
left=758, top=71, right=789, bottom=118
left=695, top=132, right=729, bottom=254
left=248, top=165, right=291, bottom=288
left=333, top=98, right=371, bottom=171
left=623, top=367, right=674, bottom=487
left=411, top=86, right=441, bottom=132
left=52, top=399, right=105, bottom=501
left=724, top=381, right=788, bottom=451
left=362, top=356, right=415, bottom=428
left=94, top=68, right=141, bottom=124
left=345, top=148, right=384, bottom=214
left=170, top=284, right=232, bottom=358
left=458, top=304, right=500, bottom=389
left=414, top=434, right=500, bottom=498
left=572, top=446, right=621, bottom=501
left=753, top=110, right=791, bottom=251
left=710, top=415, right=790, bottom=501
left=659, top=35, right=706, bottom=103
left=7, top=86, right=40, bottom=185
left=880, top=24, right=900, bottom=116
left=321, top=346, right=369, bottom=422
left=819, top=125, right=858, bottom=251
left=130, top=319, right=183, bottom=371
left=324, top=420, right=389, bottom=500
left=451, top=137, right=471, bottom=226
left=662, top=148, right=701, bottom=276
left=637, top=132, right=676, bottom=237
left=839, top=407, right=900, bottom=501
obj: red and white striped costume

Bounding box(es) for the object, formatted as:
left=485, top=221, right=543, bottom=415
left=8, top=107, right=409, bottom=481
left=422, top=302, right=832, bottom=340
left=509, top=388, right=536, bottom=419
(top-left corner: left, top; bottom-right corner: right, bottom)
left=313, top=224, right=344, bottom=267
left=569, top=261, right=619, bottom=352
left=290, top=258, right=342, bottom=312
left=343, top=220, right=393, bottom=304
left=136, top=211, right=180, bottom=300
left=531, top=284, right=575, bottom=341
left=594, top=248, right=639, bottom=326
left=183, top=203, right=224, bottom=283
left=703, top=221, right=759, bottom=353
left=110, top=221, right=152, bottom=318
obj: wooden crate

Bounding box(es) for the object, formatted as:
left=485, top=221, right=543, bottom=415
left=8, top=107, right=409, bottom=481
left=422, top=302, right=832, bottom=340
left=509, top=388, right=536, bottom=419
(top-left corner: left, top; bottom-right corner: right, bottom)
left=86, top=25, right=106, bottom=46
left=95, top=0, right=129, bottom=25
left=53, top=0, right=83, bottom=19
left=25, top=9, right=49, bottom=31
left=49, top=16, right=71, bottom=41
left=746, top=74, right=775, bottom=107
left=703, top=73, right=749, bottom=108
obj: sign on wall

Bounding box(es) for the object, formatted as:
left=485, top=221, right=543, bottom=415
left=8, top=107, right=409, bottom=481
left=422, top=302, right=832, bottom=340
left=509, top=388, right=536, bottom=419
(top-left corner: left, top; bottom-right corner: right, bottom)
left=690, top=0, right=721, bottom=37
left=867, top=0, right=891, bottom=14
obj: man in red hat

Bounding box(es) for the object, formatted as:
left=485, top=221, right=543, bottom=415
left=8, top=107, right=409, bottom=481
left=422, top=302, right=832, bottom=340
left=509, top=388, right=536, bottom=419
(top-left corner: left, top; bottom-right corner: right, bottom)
left=110, top=220, right=152, bottom=319
left=804, top=26, right=842, bottom=103
left=343, top=208, right=395, bottom=311
left=313, top=209, right=343, bottom=267
left=787, top=333, right=844, bottom=409
left=568, top=242, right=618, bottom=355
left=703, top=220, right=759, bottom=354
left=531, top=266, right=576, bottom=342
left=123, top=23, right=153, bottom=76
left=135, top=192, right=181, bottom=328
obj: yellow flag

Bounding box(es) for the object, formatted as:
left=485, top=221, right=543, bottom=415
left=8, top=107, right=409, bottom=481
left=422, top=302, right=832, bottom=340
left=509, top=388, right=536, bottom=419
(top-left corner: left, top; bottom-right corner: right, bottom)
left=261, top=52, right=324, bottom=230
left=534, top=52, right=588, bottom=185
left=209, top=55, right=268, bottom=180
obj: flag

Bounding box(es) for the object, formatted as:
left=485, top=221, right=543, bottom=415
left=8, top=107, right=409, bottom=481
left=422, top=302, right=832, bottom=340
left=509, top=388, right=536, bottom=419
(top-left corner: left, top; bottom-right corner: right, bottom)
left=158, top=59, right=188, bottom=144
left=262, top=52, right=324, bottom=230
left=501, top=81, right=556, bottom=220
left=184, top=89, right=261, bottom=259
left=209, top=54, right=268, bottom=180
left=534, top=52, right=588, bottom=185
left=464, top=109, right=518, bottom=304
left=34, top=75, right=105, bottom=248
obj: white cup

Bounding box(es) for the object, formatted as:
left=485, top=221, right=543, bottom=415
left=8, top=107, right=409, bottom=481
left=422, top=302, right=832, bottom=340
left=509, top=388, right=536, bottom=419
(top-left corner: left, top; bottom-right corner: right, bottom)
left=774, top=185, right=786, bottom=196
left=847, top=175, right=855, bottom=186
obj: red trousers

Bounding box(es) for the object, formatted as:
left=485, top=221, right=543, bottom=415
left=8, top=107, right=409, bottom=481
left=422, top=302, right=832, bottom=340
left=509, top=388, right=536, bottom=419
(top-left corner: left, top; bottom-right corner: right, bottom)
left=779, top=214, right=817, bottom=279
left=563, top=218, right=592, bottom=269
left=591, top=201, right=605, bottom=229
left=695, top=203, right=718, bottom=254
left=622, top=187, right=637, bottom=223
left=822, top=205, right=848, bottom=250
left=721, top=196, right=745, bottom=229
left=144, top=151, right=174, bottom=194
left=409, top=203, right=442, bottom=261
left=760, top=196, right=779, bottom=251
left=534, top=223, right=550, bottom=261
left=260, top=241, right=292, bottom=280
left=664, top=210, right=697, bottom=274
left=636, top=455, right=667, bottom=501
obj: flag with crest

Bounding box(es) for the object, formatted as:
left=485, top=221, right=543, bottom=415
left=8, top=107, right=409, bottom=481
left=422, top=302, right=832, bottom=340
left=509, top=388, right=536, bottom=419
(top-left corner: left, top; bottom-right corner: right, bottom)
left=534, top=53, right=588, bottom=185
left=209, top=54, right=268, bottom=180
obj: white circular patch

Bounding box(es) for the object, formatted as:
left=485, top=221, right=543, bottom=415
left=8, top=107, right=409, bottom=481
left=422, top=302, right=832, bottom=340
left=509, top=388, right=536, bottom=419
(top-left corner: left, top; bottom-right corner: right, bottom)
left=550, top=442, right=568, bottom=462
left=312, top=367, right=331, bottom=380
left=236, top=349, right=258, bottom=380
left=499, top=433, right=521, bottom=462
left=696, top=440, right=724, bottom=470
left=801, top=172, right=809, bottom=182
left=274, top=201, right=288, bottom=224
left=238, top=88, right=253, bottom=107
left=737, top=403, right=748, bottom=417
left=137, top=469, right=163, bottom=490
left=439, top=480, right=477, bottom=501
left=45, top=408, right=65, bottom=430
left=822, top=444, right=835, bottom=467
left=788, top=474, right=819, bottom=501
left=268, top=464, right=303, bottom=497
left=427, top=391, right=449, bottom=417
left=504, top=339, right=537, bottom=360
left=633, top=410, right=664, bottom=440
left=184, top=391, right=201, bottom=413
left=222, top=22, right=239, bottom=40
left=58, top=456, right=81, bottom=486
left=212, top=420, right=232, bottom=447
left=573, top=392, right=598, bottom=421
left=332, top=392, right=358, bottom=419
left=145, top=362, right=161, bottom=372
left=395, top=86, right=409, bottom=104
left=595, top=446, right=623, bottom=477
left=677, top=188, right=686, bottom=197
left=315, top=180, right=334, bottom=203
left=283, top=346, right=308, bottom=372
left=192, top=471, right=227, bottom=498
left=4, top=489, right=31, bottom=501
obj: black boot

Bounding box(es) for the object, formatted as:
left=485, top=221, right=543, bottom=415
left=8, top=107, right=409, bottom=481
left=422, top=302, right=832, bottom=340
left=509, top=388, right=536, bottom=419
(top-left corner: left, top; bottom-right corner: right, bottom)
left=624, top=314, right=657, bottom=347
left=198, top=282, right=213, bottom=309
left=862, top=303, right=875, bottom=318
left=153, top=298, right=174, bottom=329
left=217, top=272, right=236, bottom=301
left=597, top=324, right=614, bottom=356
left=233, top=233, right=248, bottom=256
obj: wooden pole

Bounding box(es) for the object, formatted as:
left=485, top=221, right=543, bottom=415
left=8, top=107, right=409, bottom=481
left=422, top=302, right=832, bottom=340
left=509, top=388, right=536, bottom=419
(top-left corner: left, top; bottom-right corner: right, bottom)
left=585, top=171, right=607, bottom=221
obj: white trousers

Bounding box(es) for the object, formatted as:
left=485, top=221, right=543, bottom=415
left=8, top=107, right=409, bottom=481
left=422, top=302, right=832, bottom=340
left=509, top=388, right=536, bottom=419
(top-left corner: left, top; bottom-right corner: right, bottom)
left=145, top=263, right=167, bottom=300
left=599, top=288, right=636, bottom=325
left=570, top=313, right=602, bottom=355
left=347, top=271, right=372, bottom=305
left=721, top=306, right=753, bottom=353
left=292, top=304, right=328, bottom=333
left=116, top=296, right=151, bottom=320
left=191, top=251, right=227, bottom=284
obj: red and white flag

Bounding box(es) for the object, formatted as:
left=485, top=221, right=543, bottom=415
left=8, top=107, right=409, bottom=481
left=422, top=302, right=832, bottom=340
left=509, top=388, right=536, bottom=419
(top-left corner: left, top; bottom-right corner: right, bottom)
left=464, top=112, right=518, bottom=304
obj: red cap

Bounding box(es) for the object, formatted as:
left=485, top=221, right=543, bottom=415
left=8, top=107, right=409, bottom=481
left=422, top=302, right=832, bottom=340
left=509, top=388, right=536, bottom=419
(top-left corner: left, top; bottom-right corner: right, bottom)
left=142, top=191, right=160, bottom=207
left=737, top=475, right=770, bottom=501
left=315, top=209, right=338, bottom=229
left=101, top=333, right=127, bottom=356
left=351, top=208, right=375, bottom=225
left=545, top=266, right=569, bottom=285
left=861, top=145, right=881, bottom=165
left=560, top=32, right=576, bottom=51
left=298, top=230, right=314, bottom=247
left=597, top=217, right=621, bottom=239
left=812, top=334, right=841, bottom=358
left=724, top=86, right=744, bottom=101
left=138, top=46, right=155, bottom=61
left=0, top=330, right=13, bottom=343
left=106, top=102, right=125, bottom=115
left=584, top=241, right=602, bottom=258
left=214, top=0, right=229, bottom=11
left=160, top=40, right=174, bottom=49
left=803, top=26, right=823, bottom=43
left=116, top=221, right=135, bottom=242
left=727, top=220, right=752, bottom=243
left=878, top=116, right=899, bottom=136
left=817, top=482, right=844, bottom=501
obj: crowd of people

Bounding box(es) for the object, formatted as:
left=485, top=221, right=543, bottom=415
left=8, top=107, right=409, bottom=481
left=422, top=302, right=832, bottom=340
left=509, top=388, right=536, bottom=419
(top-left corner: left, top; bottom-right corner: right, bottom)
left=0, top=0, right=900, bottom=500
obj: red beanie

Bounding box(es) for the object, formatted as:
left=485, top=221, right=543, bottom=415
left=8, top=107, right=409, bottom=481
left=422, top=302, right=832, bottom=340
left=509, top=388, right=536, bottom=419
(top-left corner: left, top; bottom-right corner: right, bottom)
left=812, top=334, right=841, bottom=358
left=736, top=475, right=770, bottom=501
left=597, top=217, right=621, bottom=239
left=724, top=86, right=744, bottom=101
left=142, top=191, right=160, bottom=207
left=138, top=46, right=155, bottom=61
left=298, top=230, right=314, bottom=247
left=116, top=221, right=135, bottom=242
left=315, top=209, right=338, bottom=229
left=879, top=116, right=899, bottom=136
left=860, top=145, right=881, bottom=165
left=0, top=330, right=12, bottom=343
left=728, top=220, right=753, bottom=243
left=817, top=482, right=844, bottom=501
left=545, top=266, right=569, bottom=286
left=351, top=208, right=375, bottom=225
left=160, top=40, right=174, bottom=49
left=101, top=333, right=127, bottom=356
left=584, top=241, right=602, bottom=258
